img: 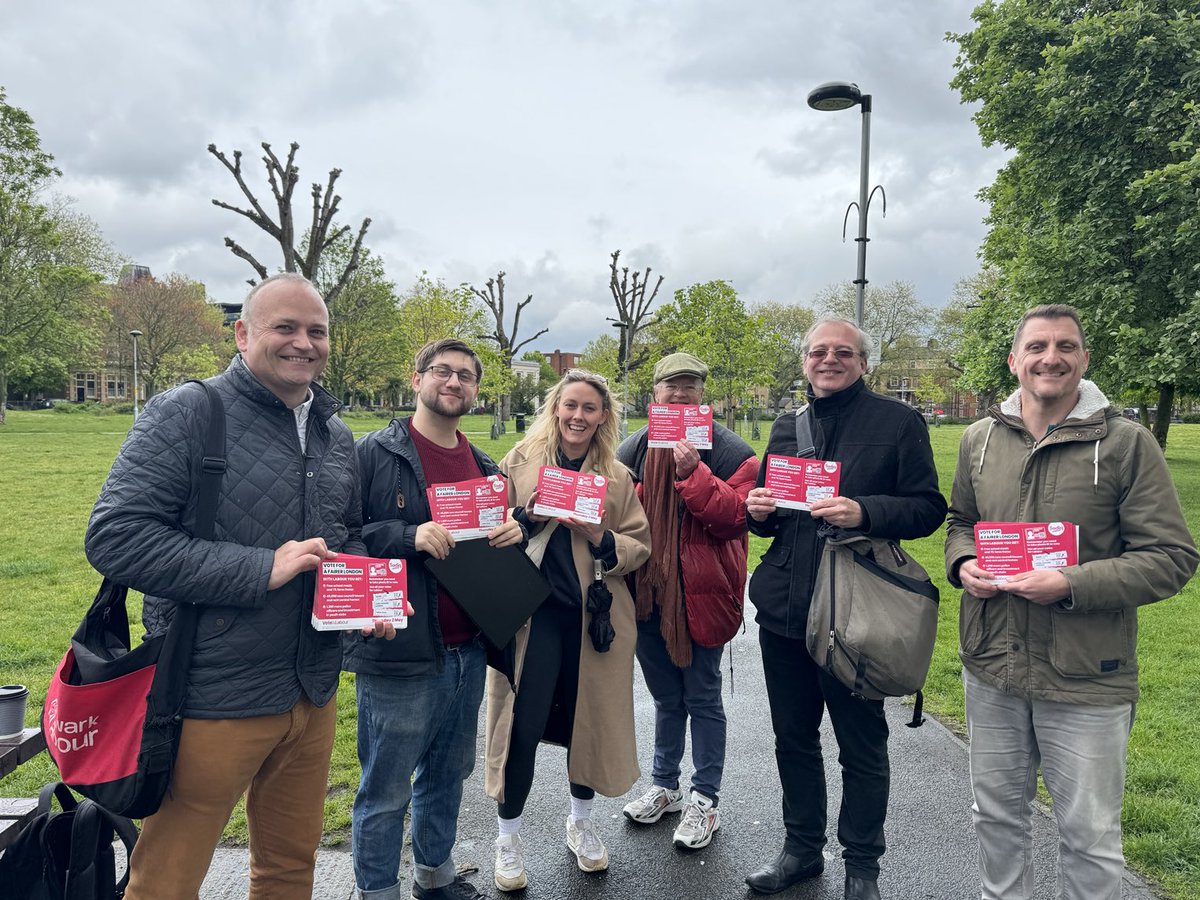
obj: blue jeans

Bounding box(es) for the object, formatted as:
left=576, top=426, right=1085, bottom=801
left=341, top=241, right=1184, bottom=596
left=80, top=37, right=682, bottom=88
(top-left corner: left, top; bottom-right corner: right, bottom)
left=635, top=613, right=727, bottom=805
left=964, top=668, right=1133, bottom=900
left=352, top=640, right=486, bottom=897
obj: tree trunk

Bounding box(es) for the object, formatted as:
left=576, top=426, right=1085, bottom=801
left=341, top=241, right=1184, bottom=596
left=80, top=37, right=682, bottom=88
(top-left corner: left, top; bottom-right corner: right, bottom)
left=1153, top=382, right=1174, bottom=451
left=0, top=369, right=7, bottom=425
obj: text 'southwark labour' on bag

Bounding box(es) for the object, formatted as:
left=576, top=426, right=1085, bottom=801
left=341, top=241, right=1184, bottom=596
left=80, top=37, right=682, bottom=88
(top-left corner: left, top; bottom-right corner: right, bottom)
left=42, top=380, right=225, bottom=818
left=805, top=525, right=939, bottom=724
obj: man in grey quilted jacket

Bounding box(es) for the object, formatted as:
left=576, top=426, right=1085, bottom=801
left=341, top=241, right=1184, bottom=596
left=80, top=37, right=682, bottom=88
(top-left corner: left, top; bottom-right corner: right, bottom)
left=86, top=273, right=392, bottom=900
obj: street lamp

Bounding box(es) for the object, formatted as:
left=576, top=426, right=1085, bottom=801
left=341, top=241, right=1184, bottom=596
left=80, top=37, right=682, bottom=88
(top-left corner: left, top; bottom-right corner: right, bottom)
left=807, top=81, right=886, bottom=328
left=129, top=330, right=143, bottom=419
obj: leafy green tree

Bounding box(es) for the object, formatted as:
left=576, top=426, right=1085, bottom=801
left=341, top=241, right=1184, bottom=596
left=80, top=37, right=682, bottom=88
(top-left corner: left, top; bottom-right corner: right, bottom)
left=950, top=0, right=1200, bottom=447
left=943, top=268, right=1017, bottom=411
left=399, top=273, right=486, bottom=361
left=652, top=281, right=770, bottom=428
left=509, top=373, right=541, bottom=415
left=754, top=300, right=815, bottom=411
left=314, top=237, right=405, bottom=407
left=578, top=333, right=620, bottom=383
left=520, top=349, right=558, bottom=395
left=0, top=88, right=118, bottom=421
left=0, top=86, right=59, bottom=196
left=108, top=273, right=227, bottom=397
left=577, top=331, right=656, bottom=411
left=815, top=280, right=934, bottom=390
left=476, top=343, right=515, bottom=416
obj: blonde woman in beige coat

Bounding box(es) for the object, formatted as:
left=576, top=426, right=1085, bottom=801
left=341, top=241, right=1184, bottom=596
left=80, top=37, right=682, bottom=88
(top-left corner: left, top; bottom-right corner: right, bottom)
left=485, top=369, right=651, bottom=892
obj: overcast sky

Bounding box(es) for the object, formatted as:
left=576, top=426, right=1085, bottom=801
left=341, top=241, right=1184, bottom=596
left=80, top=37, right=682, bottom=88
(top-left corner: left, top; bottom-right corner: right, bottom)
left=3, top=0, right=1006, bottom=355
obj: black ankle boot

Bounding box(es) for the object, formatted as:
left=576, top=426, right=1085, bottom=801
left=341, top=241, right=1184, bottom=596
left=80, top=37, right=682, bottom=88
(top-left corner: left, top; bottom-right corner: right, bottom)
left=745, top=849, right=824, bottom=894
left=844, top=874, right=881, bottom=900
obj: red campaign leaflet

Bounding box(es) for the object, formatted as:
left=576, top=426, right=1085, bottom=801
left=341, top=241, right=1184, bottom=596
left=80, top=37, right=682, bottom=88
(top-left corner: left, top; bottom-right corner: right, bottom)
left=313, top=554, right=409, bottom=631
left=974, top=521, right=1079, bottom=581
left=427, top=475, right=508, bottom=540
left=764, top=454, right=842, bottom=511
left=533, top=465, right=608, bottom=524
left=646, top=404, right=714, bottom=450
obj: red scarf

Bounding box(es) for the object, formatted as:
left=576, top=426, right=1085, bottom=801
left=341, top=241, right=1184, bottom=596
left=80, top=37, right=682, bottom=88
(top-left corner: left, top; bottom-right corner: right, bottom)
left=634, top=447, right=691, bottom=666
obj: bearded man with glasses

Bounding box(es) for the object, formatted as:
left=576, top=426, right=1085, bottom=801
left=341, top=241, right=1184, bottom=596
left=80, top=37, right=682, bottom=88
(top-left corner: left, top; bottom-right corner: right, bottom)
left=347, top=338, right=525, bottom=900
left=744, top=318, right=946, bottom=900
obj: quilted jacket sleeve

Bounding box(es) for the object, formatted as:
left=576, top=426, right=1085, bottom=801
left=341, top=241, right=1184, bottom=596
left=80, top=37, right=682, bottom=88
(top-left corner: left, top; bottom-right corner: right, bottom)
left=676, top=454, right=758, bottom=541
left=85, top=386, right=274, bottom=609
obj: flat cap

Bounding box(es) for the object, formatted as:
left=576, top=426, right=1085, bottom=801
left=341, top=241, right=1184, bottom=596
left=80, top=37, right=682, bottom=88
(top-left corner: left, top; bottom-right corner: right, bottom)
left=653, top=352, right=709, bottom=383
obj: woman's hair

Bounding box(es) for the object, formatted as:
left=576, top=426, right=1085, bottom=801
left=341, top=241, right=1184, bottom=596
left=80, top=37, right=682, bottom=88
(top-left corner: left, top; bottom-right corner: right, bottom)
left=518, top=368, right=622, bottom=478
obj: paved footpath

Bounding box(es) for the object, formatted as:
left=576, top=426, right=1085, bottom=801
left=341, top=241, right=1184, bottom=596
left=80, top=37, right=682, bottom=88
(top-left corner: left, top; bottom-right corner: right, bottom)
left=202, top=616, right=1160, bottom=899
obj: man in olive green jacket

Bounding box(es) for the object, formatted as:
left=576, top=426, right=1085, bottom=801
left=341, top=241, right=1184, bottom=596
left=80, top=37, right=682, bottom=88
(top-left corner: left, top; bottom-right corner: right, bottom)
left=945, top=304, right=1198, bottom=900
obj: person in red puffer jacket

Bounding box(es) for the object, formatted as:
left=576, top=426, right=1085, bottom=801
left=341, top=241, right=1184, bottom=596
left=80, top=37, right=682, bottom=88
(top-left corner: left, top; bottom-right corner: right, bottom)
left=616, top=352, right=758, bottom=852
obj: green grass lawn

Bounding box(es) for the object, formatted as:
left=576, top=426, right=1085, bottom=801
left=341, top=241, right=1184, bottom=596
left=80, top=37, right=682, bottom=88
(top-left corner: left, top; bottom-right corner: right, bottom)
left=2, top=410, right=1198, bottom=898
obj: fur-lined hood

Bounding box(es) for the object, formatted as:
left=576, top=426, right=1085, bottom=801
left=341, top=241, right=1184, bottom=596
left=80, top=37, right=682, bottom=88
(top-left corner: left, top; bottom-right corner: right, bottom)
left=998, top=378, right=1111, bottom=421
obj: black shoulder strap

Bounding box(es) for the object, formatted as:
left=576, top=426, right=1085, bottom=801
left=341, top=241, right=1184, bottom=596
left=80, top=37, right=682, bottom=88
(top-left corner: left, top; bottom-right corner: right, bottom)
left=189, top=379, right=227, bottom=541
left=793, top=405, right=816, bottom=458
left=150, top=379, right=226, bottom=711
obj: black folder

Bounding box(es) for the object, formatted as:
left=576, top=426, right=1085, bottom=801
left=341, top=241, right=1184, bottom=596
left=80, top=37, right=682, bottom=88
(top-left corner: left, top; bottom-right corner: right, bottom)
left=424, top=539, right=551, bottom=648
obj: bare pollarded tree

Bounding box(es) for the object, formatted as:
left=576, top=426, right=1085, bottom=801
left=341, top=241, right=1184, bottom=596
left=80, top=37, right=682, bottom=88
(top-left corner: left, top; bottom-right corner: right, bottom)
left=469, top=271, right=549, bottom=421
left=470, top=270, right=549, bottom=366
left=606, top=249, right=662, bottom=374
left=208, top=141, right=370, bottom=306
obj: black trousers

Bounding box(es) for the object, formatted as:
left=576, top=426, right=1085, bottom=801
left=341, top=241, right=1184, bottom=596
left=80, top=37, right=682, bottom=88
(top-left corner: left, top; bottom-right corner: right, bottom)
left=498, top=602, right=595, bottom=819
left=758, top=626, right=889, bottom=879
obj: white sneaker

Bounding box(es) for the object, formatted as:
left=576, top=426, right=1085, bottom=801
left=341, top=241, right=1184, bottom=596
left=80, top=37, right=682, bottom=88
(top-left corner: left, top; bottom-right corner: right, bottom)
left=622, top=785, right=685, bottom=824
left=565, top=816, right=609, bottom=872
left=673, top=791, right=721, bottom=849
left=494, top=832, right=527, bottom=892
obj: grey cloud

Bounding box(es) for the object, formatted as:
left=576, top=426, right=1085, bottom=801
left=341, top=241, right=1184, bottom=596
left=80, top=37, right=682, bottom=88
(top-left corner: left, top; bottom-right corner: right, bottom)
left=1, top=0, right=429, bottom=193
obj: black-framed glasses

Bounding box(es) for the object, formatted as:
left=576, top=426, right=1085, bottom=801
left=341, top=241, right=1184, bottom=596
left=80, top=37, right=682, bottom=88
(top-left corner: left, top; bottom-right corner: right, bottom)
left=806, top=347, right=860, bottom=361
left=420, top=364, right=479, bottom=385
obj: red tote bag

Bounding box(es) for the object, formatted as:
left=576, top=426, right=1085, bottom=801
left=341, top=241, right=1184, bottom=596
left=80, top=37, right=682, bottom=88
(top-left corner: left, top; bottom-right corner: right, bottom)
left=43, top=380, right=223, bottom=818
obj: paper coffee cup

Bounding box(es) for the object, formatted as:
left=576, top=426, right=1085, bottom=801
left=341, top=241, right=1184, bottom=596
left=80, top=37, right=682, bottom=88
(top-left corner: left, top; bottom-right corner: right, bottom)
left=0, top=684, right=29, bottom=741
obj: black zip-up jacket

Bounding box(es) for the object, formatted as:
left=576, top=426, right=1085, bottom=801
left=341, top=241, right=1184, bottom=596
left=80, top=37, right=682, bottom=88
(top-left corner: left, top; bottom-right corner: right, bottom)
left=85, top=355, right=364, bottom=717
left=343, top=416, right=502, bottom=676
left=747, top=378, right=947, bottom=638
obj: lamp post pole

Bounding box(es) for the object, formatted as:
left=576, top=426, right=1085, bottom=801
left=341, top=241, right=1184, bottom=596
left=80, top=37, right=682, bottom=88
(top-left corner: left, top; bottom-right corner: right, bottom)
left=129, top=329, right=142, bottom=419
left=852, top=93, right=872, bottom=329
left=806, top=82, right=885, bottom=329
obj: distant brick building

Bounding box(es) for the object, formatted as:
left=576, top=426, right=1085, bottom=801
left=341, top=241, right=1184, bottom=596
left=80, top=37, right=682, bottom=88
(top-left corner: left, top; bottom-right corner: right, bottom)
left=544, top=349, right=580, bottom=376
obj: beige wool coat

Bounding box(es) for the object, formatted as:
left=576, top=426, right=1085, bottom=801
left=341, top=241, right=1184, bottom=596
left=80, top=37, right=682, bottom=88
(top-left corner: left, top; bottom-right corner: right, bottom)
left=484, top=441, right=652, bottom=801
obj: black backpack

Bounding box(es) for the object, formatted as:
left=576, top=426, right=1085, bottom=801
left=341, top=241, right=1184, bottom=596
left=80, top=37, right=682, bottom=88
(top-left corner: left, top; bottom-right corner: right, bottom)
left=0, top=782, right=137, bottom=899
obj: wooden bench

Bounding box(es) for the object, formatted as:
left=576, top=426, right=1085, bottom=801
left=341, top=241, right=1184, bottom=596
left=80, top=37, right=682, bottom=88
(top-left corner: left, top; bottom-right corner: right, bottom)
left=0, top=728, right=48, bottom=851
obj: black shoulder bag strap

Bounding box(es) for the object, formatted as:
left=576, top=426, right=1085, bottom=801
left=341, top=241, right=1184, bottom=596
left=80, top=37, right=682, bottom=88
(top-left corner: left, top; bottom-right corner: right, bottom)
left=147, top=380, right=226, bottom=719
left=793, top=404, right=816, bottom=458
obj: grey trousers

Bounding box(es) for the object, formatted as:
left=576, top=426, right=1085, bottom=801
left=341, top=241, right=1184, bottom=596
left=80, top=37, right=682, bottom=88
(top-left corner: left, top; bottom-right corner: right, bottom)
left=964, top=668, right=1134, bottom=900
